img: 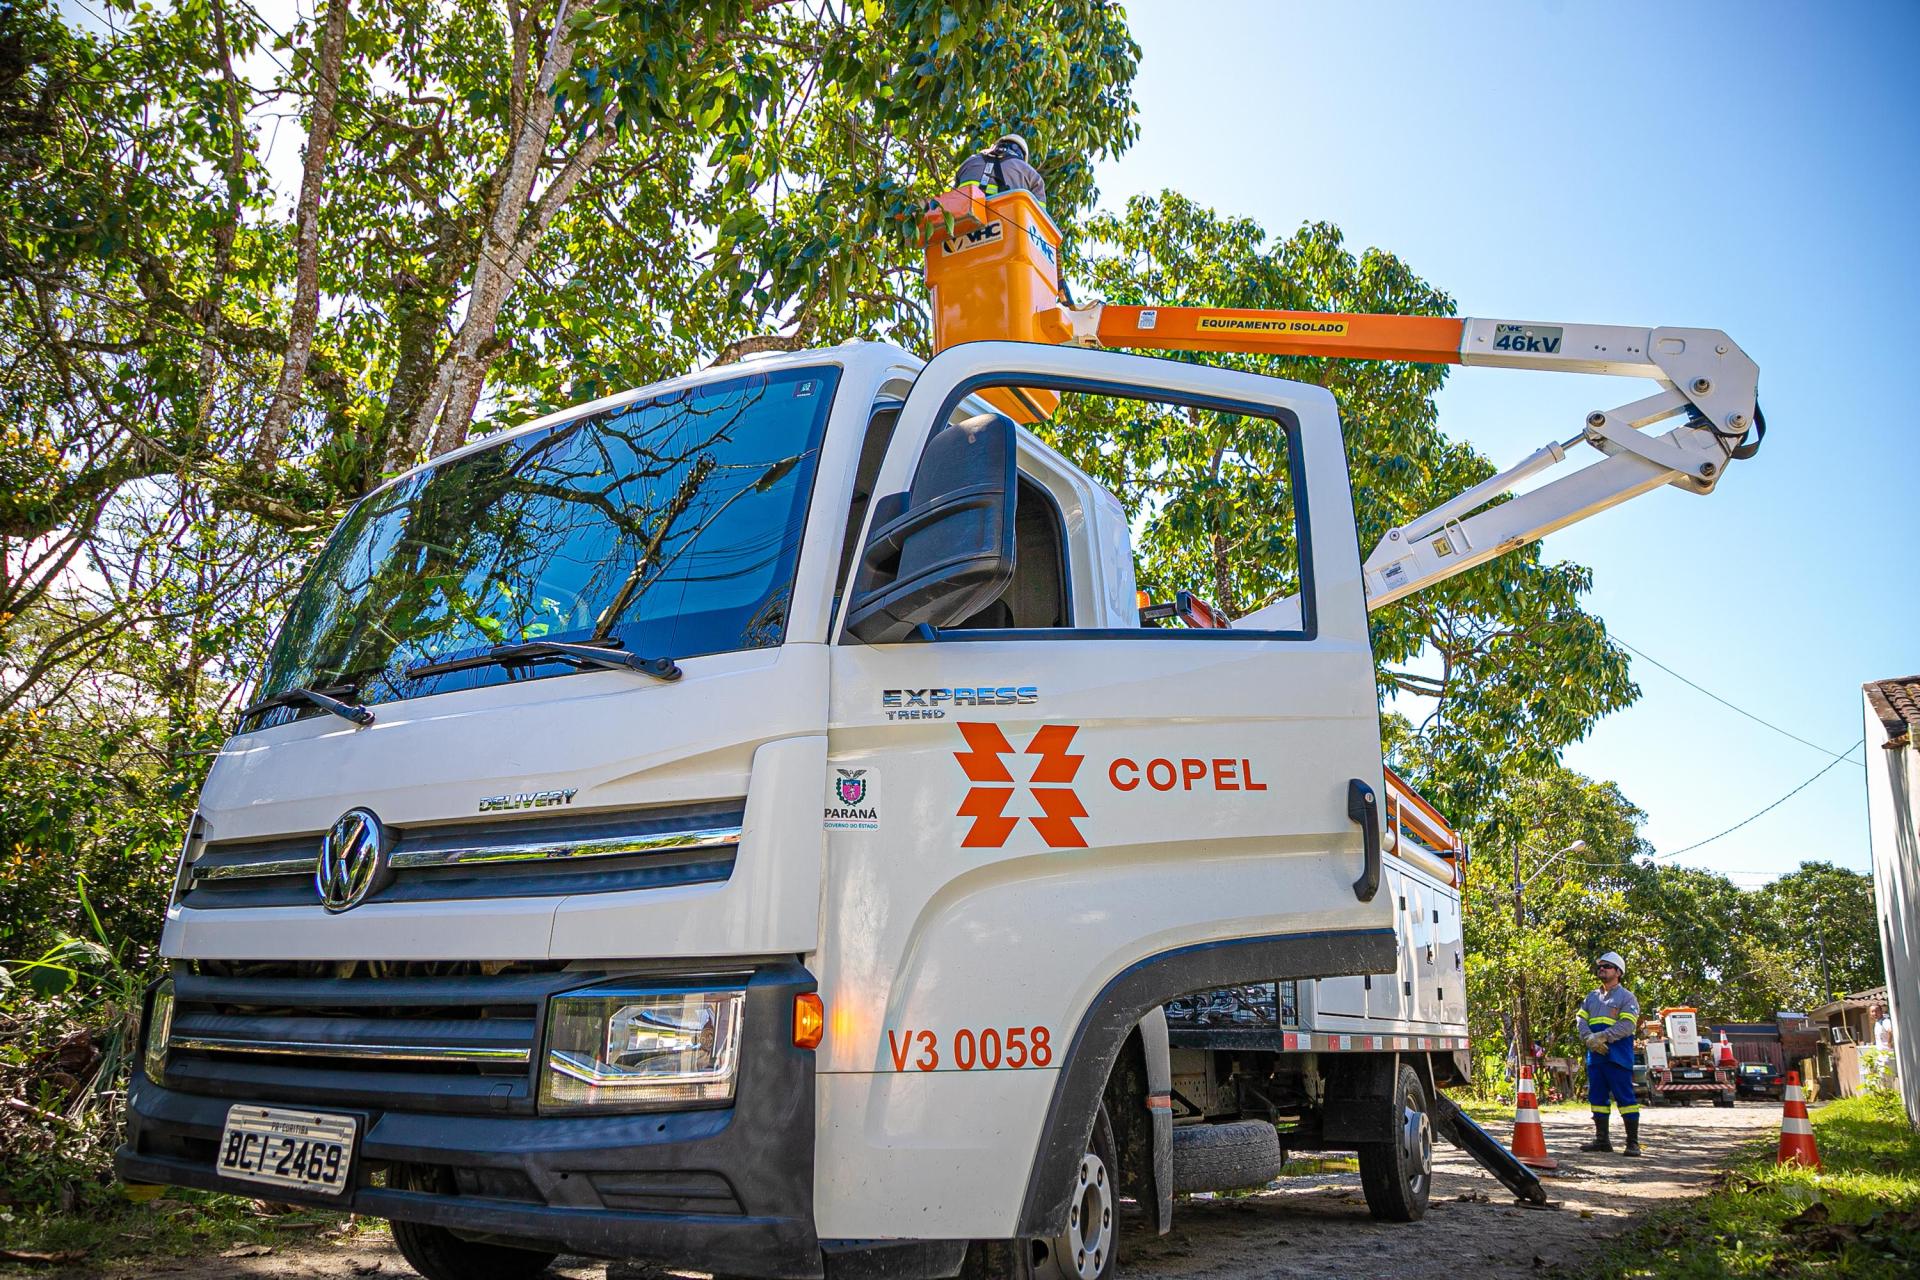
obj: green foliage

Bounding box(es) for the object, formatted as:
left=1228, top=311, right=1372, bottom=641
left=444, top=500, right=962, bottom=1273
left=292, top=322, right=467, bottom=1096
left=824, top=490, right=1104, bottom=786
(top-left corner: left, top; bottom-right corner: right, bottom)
left=0, top=0, right=1142, bottom=1226
left=1584, top=1091, right=1920, bottom=1279
left=1756, top=861, right=1886, bottom=1010
left=1453, top=762, right=1884, bottom=1071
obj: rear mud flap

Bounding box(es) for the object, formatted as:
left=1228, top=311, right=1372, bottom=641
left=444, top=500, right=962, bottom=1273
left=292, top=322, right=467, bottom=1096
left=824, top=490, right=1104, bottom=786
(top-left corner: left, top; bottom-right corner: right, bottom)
left=1428, top=1092, right=1549, bottom=1206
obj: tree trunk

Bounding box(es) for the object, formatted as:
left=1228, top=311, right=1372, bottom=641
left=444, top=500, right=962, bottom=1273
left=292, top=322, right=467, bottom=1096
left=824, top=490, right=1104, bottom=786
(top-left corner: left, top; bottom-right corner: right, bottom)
left=425, top=126, right=613, bottom=459
left=191, top=0, right=250, bottom=442
left=396, top=0, right=578, bottom=465
left=253, top=0, right=351, bottom=470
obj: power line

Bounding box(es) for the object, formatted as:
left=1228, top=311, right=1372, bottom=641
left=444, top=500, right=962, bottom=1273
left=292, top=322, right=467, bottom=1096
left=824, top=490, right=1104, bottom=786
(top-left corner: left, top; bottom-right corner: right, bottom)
left=1615, top=636, right=1863, bottom=765
left=1652, top=739, right=1866, bottom=861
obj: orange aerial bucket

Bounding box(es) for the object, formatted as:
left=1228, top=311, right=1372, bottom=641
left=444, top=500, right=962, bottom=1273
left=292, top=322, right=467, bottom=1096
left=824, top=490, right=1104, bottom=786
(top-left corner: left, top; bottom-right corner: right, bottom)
left=921, top=188, right=1071, bottom=423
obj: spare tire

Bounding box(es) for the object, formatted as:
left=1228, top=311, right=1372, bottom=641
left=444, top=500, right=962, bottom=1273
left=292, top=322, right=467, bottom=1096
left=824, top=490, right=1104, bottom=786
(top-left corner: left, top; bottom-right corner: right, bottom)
left=1171, top=1120, right=1282, bottom=1194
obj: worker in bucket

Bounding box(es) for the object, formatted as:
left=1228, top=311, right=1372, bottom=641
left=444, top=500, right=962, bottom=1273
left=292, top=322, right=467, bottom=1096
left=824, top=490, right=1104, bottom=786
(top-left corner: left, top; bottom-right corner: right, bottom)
left=1578, top=951, right=1643, bottom=1155
left=954, top=132, right=1047, bottom=205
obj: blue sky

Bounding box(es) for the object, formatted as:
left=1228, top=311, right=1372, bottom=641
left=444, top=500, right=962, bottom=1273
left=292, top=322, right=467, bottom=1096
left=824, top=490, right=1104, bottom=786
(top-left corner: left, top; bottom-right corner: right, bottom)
left=1091, top=1, right=1917, bottom=883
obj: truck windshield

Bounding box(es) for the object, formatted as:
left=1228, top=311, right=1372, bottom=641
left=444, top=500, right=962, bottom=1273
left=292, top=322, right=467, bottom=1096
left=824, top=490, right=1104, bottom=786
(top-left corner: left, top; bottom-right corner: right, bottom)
left=249, top=365, right=838, bottom=728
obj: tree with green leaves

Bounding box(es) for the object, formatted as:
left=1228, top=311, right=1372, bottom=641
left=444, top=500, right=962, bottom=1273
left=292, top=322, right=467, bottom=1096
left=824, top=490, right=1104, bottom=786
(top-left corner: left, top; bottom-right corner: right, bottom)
left=1753, top=861, right=1885, bottom=1010
left=3, top=0, right=1143, bottom=956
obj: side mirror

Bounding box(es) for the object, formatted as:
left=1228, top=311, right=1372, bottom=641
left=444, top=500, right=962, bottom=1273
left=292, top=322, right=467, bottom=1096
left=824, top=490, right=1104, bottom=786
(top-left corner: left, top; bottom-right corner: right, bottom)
left=845, top=412, right=1017, bottom=643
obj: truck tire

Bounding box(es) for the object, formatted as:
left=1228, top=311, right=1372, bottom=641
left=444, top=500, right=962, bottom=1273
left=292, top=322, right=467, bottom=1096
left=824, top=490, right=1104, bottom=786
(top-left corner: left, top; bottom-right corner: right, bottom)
left=389, top=1218, right=556, bottom=1280
left=1171, top=1120, right=1282, bottom=1193
left=964, top=1102, right=1119, bottom=1280
left=1357, top=1064, right=1432, bottom=1223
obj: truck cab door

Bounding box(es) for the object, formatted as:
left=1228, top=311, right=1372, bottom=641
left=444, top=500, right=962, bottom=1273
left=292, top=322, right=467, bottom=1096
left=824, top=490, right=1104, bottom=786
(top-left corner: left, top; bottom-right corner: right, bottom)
left=812, top=342, right=1394, bottom=1241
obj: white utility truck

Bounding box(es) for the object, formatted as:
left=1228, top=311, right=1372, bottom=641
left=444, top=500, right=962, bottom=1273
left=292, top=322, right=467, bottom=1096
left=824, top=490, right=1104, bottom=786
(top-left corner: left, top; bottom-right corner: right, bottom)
left=119, top=191, right=1763, bottom=1280
left=1642, top=1007, right=1737, bottom=1107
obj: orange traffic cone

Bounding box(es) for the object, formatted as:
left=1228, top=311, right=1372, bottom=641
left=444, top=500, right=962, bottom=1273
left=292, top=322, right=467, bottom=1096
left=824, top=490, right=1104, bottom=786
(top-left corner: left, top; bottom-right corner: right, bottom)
left=1716, top=1031, right=1736, bottom=1068
left=1511, top=1063, right=1557, bottom=1170
left=1776, top=1071, right=1821, bottom=1169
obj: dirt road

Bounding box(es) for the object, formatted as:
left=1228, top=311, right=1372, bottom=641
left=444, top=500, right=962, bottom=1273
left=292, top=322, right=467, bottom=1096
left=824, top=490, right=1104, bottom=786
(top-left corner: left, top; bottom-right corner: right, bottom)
left=1126, top=1102, right=1776, bottom=1279
left=53, top=1103, right=1778, bottom=1279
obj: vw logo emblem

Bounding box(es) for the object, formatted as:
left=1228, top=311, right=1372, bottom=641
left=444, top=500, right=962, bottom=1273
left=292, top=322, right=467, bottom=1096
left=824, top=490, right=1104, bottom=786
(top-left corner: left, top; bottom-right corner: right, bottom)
left=315, top=808, right=390, bottom=913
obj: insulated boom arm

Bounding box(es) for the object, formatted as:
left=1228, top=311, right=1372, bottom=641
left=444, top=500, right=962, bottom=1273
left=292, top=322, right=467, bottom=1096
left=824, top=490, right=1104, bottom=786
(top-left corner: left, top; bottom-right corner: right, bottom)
left=918, top=190, right=1762, bottom=614
left=1063, top=303, right=1763, bottom=614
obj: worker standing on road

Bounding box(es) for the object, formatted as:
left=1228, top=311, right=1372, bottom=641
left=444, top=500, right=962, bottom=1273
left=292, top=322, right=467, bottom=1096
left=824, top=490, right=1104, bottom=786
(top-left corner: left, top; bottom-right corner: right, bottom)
left=1578, top=951, right=1643, bottom=1156
left=953, top=133, right=1047, bottom=205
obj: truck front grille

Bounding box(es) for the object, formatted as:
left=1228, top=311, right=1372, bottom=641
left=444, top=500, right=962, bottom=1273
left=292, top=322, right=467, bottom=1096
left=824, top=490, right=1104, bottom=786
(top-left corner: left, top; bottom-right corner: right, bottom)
left=162, top=961, right=580, bottom=1114
left=179, top=801, right=742, bottom=910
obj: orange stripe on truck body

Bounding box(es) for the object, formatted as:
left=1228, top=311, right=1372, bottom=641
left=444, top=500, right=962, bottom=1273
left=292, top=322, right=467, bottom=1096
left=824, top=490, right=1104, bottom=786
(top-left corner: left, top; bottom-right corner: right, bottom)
left=1097, top=307, right=1465, bottom=364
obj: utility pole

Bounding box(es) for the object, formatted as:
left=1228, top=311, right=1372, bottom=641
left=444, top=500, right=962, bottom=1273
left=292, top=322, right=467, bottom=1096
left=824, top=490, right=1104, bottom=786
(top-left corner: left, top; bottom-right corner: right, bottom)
left=1815, top=928, right=1835, bottom=1005
left=1510, top=839, right=1588, bottom=1082
left=1513, top=843, right=1532, bottom=1078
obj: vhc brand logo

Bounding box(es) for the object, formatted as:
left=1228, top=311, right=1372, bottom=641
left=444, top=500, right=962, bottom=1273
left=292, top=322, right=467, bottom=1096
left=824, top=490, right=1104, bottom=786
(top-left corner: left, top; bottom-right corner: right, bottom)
left=315, top=808, right=391, bottom=913
left=835, top=769, right=868, bottom=806
left=940, top=219, right=1004, bottom=256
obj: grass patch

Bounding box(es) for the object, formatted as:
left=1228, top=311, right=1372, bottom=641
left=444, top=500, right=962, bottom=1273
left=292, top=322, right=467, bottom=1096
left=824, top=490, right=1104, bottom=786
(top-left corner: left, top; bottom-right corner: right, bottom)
left=1276, top=1155, right=1359, bottom=1177
left=0, top=1190, right=370, bottom=1272
left=1450, top=1094, right=1588, bottom=1126
left=1572, top=1091, right=1920, bottom=1279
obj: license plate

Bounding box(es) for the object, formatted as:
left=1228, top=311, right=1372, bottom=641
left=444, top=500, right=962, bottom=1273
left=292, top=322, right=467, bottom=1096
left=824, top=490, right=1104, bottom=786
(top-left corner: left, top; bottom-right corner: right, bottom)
left=217, top=1106, right=356, bottom=1196
left=1681, top=1070, right=1703, bottom=1079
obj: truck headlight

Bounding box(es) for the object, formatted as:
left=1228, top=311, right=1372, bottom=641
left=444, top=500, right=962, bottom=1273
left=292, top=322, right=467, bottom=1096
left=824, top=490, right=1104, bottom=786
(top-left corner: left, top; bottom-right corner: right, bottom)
left=539, top=983, right=744, bottom=1112
left=143, top=979, right=174, bottom=1084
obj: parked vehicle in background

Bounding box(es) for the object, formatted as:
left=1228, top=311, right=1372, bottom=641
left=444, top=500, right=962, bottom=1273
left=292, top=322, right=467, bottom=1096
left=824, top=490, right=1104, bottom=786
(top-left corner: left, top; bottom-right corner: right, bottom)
left=1735, top=1061, right=1784, bottom=1100
left=1643, top=1008, right=1736, bottom=1107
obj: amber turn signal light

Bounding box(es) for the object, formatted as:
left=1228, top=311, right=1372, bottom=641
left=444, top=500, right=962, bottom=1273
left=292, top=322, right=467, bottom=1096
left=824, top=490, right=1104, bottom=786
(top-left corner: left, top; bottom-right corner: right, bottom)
left=793, top=993, right=825, bottom=1050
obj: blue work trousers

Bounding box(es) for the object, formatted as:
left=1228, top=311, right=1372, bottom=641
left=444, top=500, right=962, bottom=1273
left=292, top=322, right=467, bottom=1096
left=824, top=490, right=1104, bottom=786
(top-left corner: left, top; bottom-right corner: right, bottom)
left=1587, top=1056, right=1640, bottom=1115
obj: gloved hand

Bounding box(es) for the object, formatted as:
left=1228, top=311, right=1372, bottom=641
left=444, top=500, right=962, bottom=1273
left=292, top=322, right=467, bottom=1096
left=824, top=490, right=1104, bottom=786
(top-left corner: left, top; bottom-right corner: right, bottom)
left=1584, top=1034, right=1606, bottom=1054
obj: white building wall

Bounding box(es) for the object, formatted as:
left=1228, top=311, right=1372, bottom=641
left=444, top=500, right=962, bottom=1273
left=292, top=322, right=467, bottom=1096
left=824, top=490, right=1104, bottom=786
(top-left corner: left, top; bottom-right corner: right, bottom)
left=1862, top=689, right=1920, bottom=1129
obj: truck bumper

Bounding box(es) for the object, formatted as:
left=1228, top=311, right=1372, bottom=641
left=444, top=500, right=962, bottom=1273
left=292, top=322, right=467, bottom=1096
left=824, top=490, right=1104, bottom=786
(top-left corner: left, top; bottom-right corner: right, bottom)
left=115, top=965, right=822, bottom=1279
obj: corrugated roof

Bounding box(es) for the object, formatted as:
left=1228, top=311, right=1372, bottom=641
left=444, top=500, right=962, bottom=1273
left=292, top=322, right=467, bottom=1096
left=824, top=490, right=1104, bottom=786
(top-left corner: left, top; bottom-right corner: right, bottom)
left=1865, top=676, right=1920, bottom=749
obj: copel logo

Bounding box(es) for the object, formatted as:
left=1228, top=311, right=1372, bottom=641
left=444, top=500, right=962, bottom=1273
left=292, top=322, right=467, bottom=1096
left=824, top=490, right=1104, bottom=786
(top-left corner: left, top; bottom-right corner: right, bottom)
left=952, top=722, right=1088, bottom=849
left=952, top=723, right=1273, bottom=852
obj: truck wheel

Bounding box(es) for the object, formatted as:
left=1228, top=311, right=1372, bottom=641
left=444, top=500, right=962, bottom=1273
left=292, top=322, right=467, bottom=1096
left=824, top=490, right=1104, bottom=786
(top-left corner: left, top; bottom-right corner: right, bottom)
left=1036, top=1100, right=1119, bottom=1280
left=1714, top=1095, right=1735, bottom=1109
left=963, top=1102, right=1118, bottom=1280
left=1357, top=1064, right=1432, bottom=1223
left=389, top=1218, right=556, bottom=1280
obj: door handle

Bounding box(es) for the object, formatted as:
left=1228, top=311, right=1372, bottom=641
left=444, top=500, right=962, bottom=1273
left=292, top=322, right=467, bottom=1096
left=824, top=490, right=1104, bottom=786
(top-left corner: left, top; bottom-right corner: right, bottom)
left=1348, top=778, right=1382, bottom=902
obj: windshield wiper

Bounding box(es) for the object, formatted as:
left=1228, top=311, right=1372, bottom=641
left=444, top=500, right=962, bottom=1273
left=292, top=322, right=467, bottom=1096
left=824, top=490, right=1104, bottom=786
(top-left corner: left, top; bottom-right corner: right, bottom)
left=241, top=685, right=376, bottom=726
left=404, top=639, right=682, bottom=683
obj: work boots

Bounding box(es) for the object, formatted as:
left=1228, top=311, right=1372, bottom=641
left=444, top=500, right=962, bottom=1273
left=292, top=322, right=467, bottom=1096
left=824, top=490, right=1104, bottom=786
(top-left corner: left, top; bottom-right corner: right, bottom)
left=1623, top=1112, right=1643, bottom=1157
left=1579, top=1114, right=1614, bottom=1153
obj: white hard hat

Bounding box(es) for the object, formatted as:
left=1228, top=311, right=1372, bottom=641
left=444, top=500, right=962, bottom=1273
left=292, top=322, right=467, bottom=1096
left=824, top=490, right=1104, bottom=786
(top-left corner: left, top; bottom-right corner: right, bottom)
left=1596, top=951, right=1627, bottom=975
left=994, top=133, right=1030, bottom=159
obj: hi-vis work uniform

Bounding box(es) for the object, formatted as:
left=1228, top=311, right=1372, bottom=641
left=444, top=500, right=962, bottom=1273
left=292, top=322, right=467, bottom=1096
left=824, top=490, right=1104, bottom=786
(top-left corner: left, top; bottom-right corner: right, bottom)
left=953, top=145, right=1048, bottom=205
left=1580, top=985, right=1641, bottom=1118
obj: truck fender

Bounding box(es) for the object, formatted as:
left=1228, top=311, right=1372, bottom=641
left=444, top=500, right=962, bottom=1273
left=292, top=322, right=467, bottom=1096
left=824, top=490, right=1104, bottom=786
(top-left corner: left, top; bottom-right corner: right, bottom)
left=1137, top=1008, right=1174, bottom=1235
left=1016, top=927, right=1396, bottom=1238
left=1093, top=1012, right=1173, bottom=1237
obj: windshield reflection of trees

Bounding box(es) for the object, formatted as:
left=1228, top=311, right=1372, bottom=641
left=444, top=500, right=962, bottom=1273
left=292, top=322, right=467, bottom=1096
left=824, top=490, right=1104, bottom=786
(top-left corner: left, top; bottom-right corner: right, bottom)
left=267, top=372, right=824, bottom=715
